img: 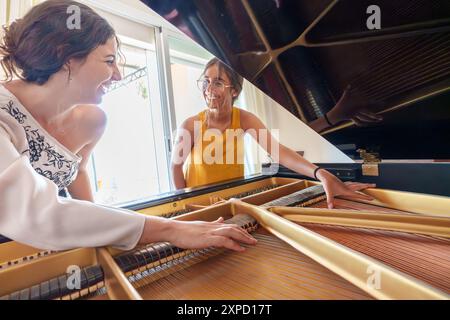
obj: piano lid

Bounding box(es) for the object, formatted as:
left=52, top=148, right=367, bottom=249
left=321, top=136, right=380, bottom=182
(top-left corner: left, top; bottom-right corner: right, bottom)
left=141, top=0, right=450, bottom=160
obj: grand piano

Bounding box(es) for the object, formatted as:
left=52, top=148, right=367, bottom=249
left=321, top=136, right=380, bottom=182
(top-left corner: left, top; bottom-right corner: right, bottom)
left=0, top=0, right=449, bottom=300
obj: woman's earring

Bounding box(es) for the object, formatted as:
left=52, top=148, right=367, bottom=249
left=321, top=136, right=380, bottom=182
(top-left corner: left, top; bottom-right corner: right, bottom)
left=67, top=65, right=72, bottom=82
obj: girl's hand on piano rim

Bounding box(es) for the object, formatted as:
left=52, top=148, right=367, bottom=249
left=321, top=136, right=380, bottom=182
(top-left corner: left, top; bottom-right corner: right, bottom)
left=316, top=169, right=376, bottom=209
left=165, top=217, right=257, bottom=252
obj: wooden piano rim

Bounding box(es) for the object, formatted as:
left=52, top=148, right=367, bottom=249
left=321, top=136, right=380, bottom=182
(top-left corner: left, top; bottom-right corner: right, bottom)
left=96, top=248, right=142, bottom=300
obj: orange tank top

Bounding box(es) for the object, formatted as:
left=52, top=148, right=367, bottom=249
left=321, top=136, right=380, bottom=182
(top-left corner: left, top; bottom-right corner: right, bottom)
left=185, top=107, right=245, bottom=187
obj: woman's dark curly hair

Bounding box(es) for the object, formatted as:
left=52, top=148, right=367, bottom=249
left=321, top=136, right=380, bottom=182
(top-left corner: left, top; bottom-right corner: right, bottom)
left=0, top=0, right=118, bottom=85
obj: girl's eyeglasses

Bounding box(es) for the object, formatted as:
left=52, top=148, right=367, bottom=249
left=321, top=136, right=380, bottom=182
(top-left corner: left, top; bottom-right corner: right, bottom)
left=197, top=78, right=233, bottom=92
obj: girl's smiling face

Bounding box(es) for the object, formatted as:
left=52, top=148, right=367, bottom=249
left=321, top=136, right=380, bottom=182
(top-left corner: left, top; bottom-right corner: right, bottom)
left=68, top=37, right=122, bottom=105
left=202, top=64, right=236, bottom=111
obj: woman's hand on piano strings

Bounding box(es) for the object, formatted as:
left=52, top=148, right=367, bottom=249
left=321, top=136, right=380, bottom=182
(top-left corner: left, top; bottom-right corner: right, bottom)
left=316, top=169, right=376, bottom=209
left=170, top=217, right=258, bottom=252
left=139, top=216, right=257, bottom=252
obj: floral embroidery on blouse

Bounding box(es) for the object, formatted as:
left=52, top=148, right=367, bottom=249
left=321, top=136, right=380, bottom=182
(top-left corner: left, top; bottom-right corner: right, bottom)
left=1, top=100, right=80, bottom=191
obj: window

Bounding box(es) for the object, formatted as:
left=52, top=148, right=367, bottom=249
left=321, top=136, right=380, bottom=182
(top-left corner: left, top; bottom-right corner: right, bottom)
left=168, top=35, right=213, bottom=128
left=88, top=33, right=171, bottom=206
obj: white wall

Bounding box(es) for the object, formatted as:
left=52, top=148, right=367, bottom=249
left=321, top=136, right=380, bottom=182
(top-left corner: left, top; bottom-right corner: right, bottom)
left=267, top=102, right=353, bottom=163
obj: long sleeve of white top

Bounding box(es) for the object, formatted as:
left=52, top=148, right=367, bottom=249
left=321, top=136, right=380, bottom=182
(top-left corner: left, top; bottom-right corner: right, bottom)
left=0, top=124, right=146, bottom=251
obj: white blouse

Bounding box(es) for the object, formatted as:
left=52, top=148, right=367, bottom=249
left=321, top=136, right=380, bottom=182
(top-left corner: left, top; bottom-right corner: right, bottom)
left=0, top=84, right=146, bottom=251
left=0, top=85, right=81, bottom=191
